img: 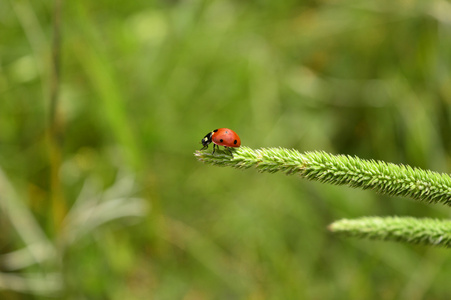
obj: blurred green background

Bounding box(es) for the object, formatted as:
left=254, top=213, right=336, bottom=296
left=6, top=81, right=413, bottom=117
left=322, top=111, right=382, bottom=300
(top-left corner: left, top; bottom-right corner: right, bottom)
left=1, top=0, right=451, bottom=299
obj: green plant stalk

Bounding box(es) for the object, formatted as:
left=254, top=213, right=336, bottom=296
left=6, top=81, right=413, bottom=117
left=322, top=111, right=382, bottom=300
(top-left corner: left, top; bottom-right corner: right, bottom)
left=329, top=217, right=451, bottom=247
left=195, top=146, right=451, bottom=207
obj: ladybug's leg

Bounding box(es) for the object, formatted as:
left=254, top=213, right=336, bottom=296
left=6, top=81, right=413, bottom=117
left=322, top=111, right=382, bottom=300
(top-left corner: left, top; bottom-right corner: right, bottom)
left=212, top=144, right=217, bottom=154
left=200, top=145, right=208, bottom=150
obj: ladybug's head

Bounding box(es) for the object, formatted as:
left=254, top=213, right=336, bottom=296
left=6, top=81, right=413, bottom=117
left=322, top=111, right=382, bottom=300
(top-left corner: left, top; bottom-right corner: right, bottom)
left=201, top=132, right=213, bottom=147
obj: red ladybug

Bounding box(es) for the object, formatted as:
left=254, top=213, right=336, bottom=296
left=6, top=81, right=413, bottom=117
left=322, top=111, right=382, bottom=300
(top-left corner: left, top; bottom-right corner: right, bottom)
left=200, top=128, right=241, bottom=153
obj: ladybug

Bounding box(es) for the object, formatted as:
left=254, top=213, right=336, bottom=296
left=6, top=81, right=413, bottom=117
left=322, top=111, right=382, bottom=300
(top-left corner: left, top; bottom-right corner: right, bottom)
left=200, top=128, right=241, bottom=153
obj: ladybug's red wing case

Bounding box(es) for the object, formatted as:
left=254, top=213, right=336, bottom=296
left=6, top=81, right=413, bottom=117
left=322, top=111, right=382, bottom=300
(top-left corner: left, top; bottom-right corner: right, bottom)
left=199, top=128, right=241, bottom=153
left=211, top=128, right=241, bottom=148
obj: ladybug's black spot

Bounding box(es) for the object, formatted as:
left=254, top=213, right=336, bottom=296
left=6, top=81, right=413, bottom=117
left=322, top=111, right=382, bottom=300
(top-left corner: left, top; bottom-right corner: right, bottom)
left=220, top=139, right=224, bottom=142
left=225, top=131, right=228, bottom=134
left=234, top=140, right=237, bottom=144
left=213, top=129, right=218, bottom=132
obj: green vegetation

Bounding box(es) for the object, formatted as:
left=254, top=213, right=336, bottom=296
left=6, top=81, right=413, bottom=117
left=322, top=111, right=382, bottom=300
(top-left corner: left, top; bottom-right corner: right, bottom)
left=196, top=146, right=451, bottom=207
left=1, top=0, right=451, bottom=299
left=196, top=147, right=451, bottom=247
left=330, top=217, right=451, bottom=247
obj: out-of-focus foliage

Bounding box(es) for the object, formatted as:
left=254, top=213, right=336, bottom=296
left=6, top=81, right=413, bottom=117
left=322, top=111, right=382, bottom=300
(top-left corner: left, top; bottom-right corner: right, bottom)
left=1, top=0, right=451, bottom=299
